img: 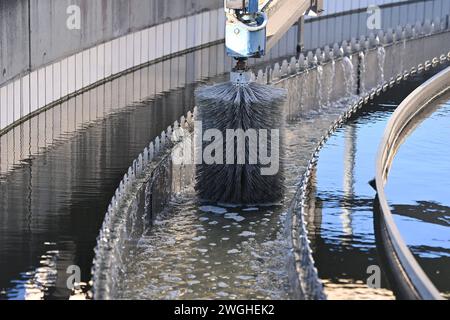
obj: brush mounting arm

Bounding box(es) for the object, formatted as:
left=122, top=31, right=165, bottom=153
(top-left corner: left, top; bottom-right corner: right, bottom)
left=224, top=0, right=323, bottom=59
left=265, top=0, right=323, bottom=51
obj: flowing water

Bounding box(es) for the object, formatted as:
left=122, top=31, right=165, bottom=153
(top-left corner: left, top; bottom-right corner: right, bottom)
left=377, top=47, right=386, bottom=85
left=0, top=41, right=321, bottom=298
left=0, top=29, right=315, bottom=298
left=111, top=69, right=361, bottom=300
left=342, top=57, right=355, bottom=96
left=359, top=52, right=367, bottom=94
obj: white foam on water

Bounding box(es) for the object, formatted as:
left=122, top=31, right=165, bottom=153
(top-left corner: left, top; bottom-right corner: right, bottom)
left=224, top=213, right=245, bottom=222
left=199, top=206, right=228, bottom=214
left=239, top=231, right=256, bottom=237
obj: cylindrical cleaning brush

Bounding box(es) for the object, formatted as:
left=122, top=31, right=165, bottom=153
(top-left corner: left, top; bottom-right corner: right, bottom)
left=195, top=61, right=287, bottom=204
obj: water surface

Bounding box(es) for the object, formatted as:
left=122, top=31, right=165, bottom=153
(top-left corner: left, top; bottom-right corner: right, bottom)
left=386, top=93, right=450, bottom=299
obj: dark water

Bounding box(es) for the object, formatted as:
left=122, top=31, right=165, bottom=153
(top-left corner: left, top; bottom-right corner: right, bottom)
left=307, top=74, right=449, bottom=299
left=0, top=81, right=198, bottom=300
left=386, top=93, right=450, bottom=299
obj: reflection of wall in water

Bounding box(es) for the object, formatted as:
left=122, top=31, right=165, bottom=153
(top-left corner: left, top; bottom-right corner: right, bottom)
left=0, top=27, right=308, bottom=176
left=0, top=44, right=226, bottom=176
left=305, top=167, right=323, bottom=251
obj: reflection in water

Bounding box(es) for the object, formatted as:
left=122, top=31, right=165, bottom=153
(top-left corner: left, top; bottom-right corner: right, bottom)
left=0, top=43, right=231, bottom=300
left=0, top=34, right=302, bottom=300
left=306, top=78, right=437, bottom=300
left=9, top=246, right=58, bottom=300
left=0, top=91, right=194, bottom=300
left=341, top=125, right=356, bottom=240
left=386, top=95, right=450, bottom=299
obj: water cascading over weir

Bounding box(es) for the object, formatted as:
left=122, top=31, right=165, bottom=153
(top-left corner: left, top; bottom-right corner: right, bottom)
left=0, top=0, right=449, bottom=300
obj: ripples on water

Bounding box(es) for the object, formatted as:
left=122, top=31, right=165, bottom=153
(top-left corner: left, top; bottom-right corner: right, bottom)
left=386, top=95, right=450, bottom=299
left=119, top=198, right=289, bottom=300
left=0, top=83, right=197, bottom=300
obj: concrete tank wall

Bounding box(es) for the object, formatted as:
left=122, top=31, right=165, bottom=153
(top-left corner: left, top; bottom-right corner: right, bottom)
left=0, top=0, right=222, bottom=86
left=280, top=30, right=450, bottom=117
left=2, top=0, right=437, bottom=88
left=305, top=0, right=450, bottom=50
left=0, top=2, right=226, bottom=133
left=29, top=0, right=222, bottom=70
left=0, top=0, right=30, bottom=87
left=1, top=0, right=449, bottom=134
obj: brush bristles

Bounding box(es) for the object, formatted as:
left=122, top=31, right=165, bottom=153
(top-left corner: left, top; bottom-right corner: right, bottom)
left=195, top=81, right=287, bottom=204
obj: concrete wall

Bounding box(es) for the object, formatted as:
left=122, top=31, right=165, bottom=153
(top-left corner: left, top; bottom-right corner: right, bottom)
left=0, top=3, right=227, bottom=133
left=306, top=0, right=450, bottom=50
left=1, top=0, right=449, bottom=135
left=29, top=0, right=222, bottom=70
left=3, top=28, right=450, bottom=176
left=0, top=0, right=222, bottom=86
left=3, top=0, right=440, bottom=87
left=0, top=0, right=30, bottom=87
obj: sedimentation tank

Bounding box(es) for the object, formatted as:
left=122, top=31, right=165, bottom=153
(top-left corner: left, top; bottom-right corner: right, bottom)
left=0, top=0, right=449, bottom=300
